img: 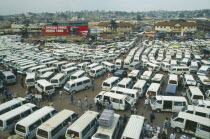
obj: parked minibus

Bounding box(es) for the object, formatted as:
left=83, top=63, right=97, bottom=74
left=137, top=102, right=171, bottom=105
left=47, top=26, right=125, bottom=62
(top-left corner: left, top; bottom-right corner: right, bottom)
left=168, top=74, right=178, bottom=86
left=94, top=91, right=133, bottom=110
left=64, top=77, right=92, bottom=94
left=102, top=76, right=120, bottom=91
left=25, top=73, right=36, bottom=87
left=17, top=64, right=37, bottom=75
left=65, top=111, right=100, bottom=139
left=123, top=57, right=133, bottom=69
left=53, top=61, right=68, bottom=71
left=132, top=80, right=147, bottom=97
left=36, top=109, right=78, bottom=139
left=61, top=67, right=79, bottom=78
left=186, top=86, right=204, bottom=104
left=140, top=71, right=153, bottom=82
left=190, top=61, right=199, bottom=72
left=0, top=103, right=38, bottom=132
left=0, top=71, right=16, bottom=84
left=35, top=79, right=55, bottom=94
left=39, top=72, right=55, bottom=81
left=61, top=63, right=77, bottom=70
left=38, top=58, right=54, bottom=64
left=181, top=105, right=210, bottom=118
left=117, top=78, right=133, bottom=89
left=170, top=60, right=178, bottom=67
left=70, top=70, right=86, bottom=80
left=85, top=63, right=99, bottom=72
left=115, top=59, right=123, bottom=69
left=162, top=62, right=171, bottom=72
left=121, top=115, right=145, bottom=139
left=147, top=63, right=160, bottom=72
left=128, top=70, right=140, bottom=82
left=15, top=106, right=57, bottom=139
left=102, top=61, right=116, bottom=72
left=110, top=87, right=139, bottom=104
left=197, top=66, right=209, bottom=76
left=183, top=74, right=196, bottom=88
left=27, top=65, right=47, bottom=73
left=36, top=67, right=58, bottom=77
left=50, top=73, right=68, bottom=88
left=77, top=62, right=90, bottom=70
left=92, top=113, right=120, bottom=139
left=151, top=73, right=164, bottom=85
left=150, top=96, right=187, bottom=113
left=193, top=100, right=210, bottom=109
left=146, top=83, right=161, bottom=98
left=194, top=55, right=201, bottom=62
left=180, top=58, right=190, bottom=66
left=89, top=66, right=106, bottom=78
left=170, top=66, right=190, bottom=75
left=170, top=112, right=210, bottom=139
left=0, top=97, right=28, bottom=115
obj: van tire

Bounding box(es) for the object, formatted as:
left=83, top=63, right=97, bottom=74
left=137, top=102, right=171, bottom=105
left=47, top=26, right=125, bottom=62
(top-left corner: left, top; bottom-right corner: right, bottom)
left=85, top=86, right=89, bottom=90
left=156, top=109, right=161, bottom=113
left=175, top=127, right=182, bottom=133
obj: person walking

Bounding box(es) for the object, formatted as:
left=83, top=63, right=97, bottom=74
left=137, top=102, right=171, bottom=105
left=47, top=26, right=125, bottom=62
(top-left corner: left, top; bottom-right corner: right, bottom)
left=144, top=97, right=149, bottom=110
left=78, top=99, right=82, bottom=111
left=162, top=122, right=169, bottom=135
left=84, top=95, right=88, bottom=107
left=59, top=90, right=63, bottom=99
left=70, top=94, right=74, bottom=104
left=108, top=103, right=113, bottom=110
left=20, top=77, right=24, bottom=88
left=170, top=132, right=176, bottom=139
left=150, top=111, right=155, bottom=123
left=96, top=100, right=99, bottom=111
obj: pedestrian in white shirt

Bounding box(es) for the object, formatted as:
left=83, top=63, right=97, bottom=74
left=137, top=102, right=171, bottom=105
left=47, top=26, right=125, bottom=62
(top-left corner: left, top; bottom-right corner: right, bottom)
left=59, top=90, right=63, bottom=99
left=170, top=132, right=176, bottom=139
left=144, top=98, right=149, bottom=110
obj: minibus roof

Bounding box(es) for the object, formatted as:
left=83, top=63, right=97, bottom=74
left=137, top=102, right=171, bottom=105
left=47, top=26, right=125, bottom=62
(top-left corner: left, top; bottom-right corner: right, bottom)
left=36, top=79, right=53, bottom=87
left=186, top=105, right=210, bottom=114
left=133, top=80, right=147, bottom=88
left=103, top=76, right=119, bottom=84
left=51, top=73, right=65, bottom=80
left=188, top=86, right=204, bottom=96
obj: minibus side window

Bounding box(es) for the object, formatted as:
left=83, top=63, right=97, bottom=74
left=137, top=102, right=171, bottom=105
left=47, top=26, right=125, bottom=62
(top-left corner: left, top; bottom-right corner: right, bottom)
left=174, top=118, right=184, bottom=123
left=29, top=120, right=41, bottom=132
left=156, top=101, right=162, bottom=104
left=112, top=98, right=120, bottom=103
left=174, top=102, right=182, bottom=106
left=52, top=123, right=63, bottom=137
left=200, top=125, right=210, bottom=132
left=195, top=112, right=206, bottom=118
left=42, top=114, right=51, bottom=122
left=82, top=125, right=91, bottom=137
left=7, top=115, right=21, bottom=126
left=21, top=110, right=31, bottom=118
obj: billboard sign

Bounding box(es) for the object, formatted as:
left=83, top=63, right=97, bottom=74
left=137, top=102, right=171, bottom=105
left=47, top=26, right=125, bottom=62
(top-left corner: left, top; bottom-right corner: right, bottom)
left=42, top=26, right=88, bottom=35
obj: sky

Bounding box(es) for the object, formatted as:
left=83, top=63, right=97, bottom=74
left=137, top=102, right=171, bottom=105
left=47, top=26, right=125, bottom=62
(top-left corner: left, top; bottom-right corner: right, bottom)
left=0, top=0, right=210, bottom=15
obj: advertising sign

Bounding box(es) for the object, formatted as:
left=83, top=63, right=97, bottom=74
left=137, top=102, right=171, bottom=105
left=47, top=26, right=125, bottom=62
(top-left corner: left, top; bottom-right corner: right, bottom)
left=42, top=26, right=88, bottom=35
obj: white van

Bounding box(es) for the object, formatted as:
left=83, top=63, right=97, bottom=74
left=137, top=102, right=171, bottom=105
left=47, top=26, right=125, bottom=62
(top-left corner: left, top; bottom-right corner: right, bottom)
left=94, top=91, right=133, bottom=110
left=27, top=65, right=47, bottom=73
left=162, top=62, right=171, bottom=72
left=36, top=109, right=78, bottom=139
left=183, top=74, right=196, bottom=88
left=85, top=63, right=99, bottom=72
left=132, top=80, right=147, bottom=97
left=25, top=73, right=36, bottom=87
left=128, top=70, right=141, bottom=82
left=170, top=112, right=210, bottom=139
left=77, top=62, right=90, bottom=70
left=186, top=86, right=204, bottom=104
left=193, top=100, right=210, bottom=109
left=92, top=113, right=120, bottom=139
left=50, top=73, right=68, bottom=88
left=15, top=106, right=57, bottom=139
left=197, top=66, right=209, bottom=76
left=121, top=115, right=145, bottom=139
left=170, top=60, right=178, bottom=67
left=53, top=61, right=68, bottom=71
left=39, top=72, right=55, bottom=81
left=35, top=79, right=55, bottom=94
left=194, top=55, right=201, bottom=62
left=17, top=64, right=37, bottom=75
left=123, top=57, right=133, bottom=69
left=70, top=70, right=86, bottom=80
left=0, top=97, right=28, bottom=116
left=180, top=58, right=190, bottom=66
left=110, top=87, right=139, bottom=104
left=168, top=74, right=178, bottom=86
left=115, top=59, right=123, bottom=69
left=150, top=96, right=188, bottom=113
left=0, top=103, right=38, bottom=132
left=151, top=73, right=164, bottom=85
left=64, top=77, right=92, bottom=94
left=170, top=66, right=190, bottom=75
left=36, top=67, right=58, bottom=77
left=102, top=61, right=115, bottom=72
left=190, top=61, right=199, bottom=72
left=61, top=63, right=77, bottom=70
left=147, top=63, right=160, bottom=72
left=181, top=105, right=210, bottom=118
left=117, top=78, right=133, bottom=89
left=146, top=83, right=161, bottom=98
left=140, top=71, right=153, bottom=82
left=89, top=66, right=106, bottom=78
left=91, top=56, right=104, bottom=63
left=65, top=111, right=100, bottom=139
left=102, top=76, right=120, bottom=91
left=61, top=67, right=79, bottom=78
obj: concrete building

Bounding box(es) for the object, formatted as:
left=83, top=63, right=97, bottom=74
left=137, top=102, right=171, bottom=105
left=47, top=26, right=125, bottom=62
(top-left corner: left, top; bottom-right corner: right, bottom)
left=155, top=21, right=197, bottom=37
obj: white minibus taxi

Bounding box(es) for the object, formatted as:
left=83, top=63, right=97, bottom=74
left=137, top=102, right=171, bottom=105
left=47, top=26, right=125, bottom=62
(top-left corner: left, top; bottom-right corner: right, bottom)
left=92, top=113, right=120, bottom=139
left=61, top=63, right=77, bottom=70
left=50, top=73, right=68, bottom=88
left=150, top=96, right=188, bottom=113
left=36, top=109, right=78, bottom=139
left=132, top=80, right=147, bottom=97
left=27, top=65, right=47, bottom=74
left=17, top=64, right=37, bottom=75
left=146, top=83, right=161, bottom=98
left=15, top=106, right=57, bottom=139
left=151, top=73, right=164, bottom=85
left=89, top=66, right=106, bottom=78
left=64, top=77, right=91, bottom=94
left=170, top=112, right=210, bottom=139
left=35, top=80, right=55, bottom=94
left=183, top=74, right=196, bottom=88
left=0, top=97, right=28, bottom=115
left=190, top=61, right=198, bottom=72
left=70, top=70, right=86, bottom=80
left=0, top=103, right=38, bottom=132
left=162, top=62, right=170, bottom=72
left=128, top=70, right=140, bottom=82
left=181, top=105, right=210, bottom=119
left=65, top=111, right=100, bottom=139
left=102, top=61, right=115, bottom=72
left=53, top=61, right=68, bottom=71
left=121, top=115, right=145, bottom=139
left=61, top=67, right=79, bottom=78
left=186, top=86, right=204, bottom=104
left=170, top=60, right=178, bottom=67
left=39, top=72, right=55, bottom=81
left=117, top=78, right=133, bottom=89
left=36, top=67, right=57, bottom=77
left=170, top=66, right=190, bottom=75
left=115, top=59, right=123, bottom=69
left=85, top=63, right=99, bottom=72
left=25, top=73, right=36, bottom=87
left=197, top=66, right=209, bottom=76
left=140, top=71, right=153, bottom=82
left=168, top=74, right=178, bottom=86
left=193, top=100, right=210, bottom=109
left=102, top=76, right=120, bottom=91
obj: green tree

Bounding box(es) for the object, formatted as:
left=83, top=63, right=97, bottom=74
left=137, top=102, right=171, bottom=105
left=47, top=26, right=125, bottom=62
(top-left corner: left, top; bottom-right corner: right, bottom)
left=110, top=19, right=118, bottom=32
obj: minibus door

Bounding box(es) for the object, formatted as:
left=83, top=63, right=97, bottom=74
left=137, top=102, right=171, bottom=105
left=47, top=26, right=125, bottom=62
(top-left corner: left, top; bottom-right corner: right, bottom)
left=163, top=101, right=172, bottom=111
left=184, top=120, right=197, bottom=134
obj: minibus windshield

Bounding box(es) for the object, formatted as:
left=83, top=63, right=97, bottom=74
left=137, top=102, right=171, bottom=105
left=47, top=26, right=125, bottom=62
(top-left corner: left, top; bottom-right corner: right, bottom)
left=169, top=80, right=177, bottom=85
left=193, top=95, right=203, bottom=100
left=16, top=124, right=26, bottom=133
left=26, top=79, right=35, bottom=83
left=7, top=75, right=15, bottom=79
left=103, top=82, right=110, bottom=87
left=66, top=130, right=79, bottom=138
left=151, top=97, right=157, bottom=104
left=37, top=129, right=48, bottom=138
left=46, top=85, right=54, bottom=90
left=172, top=113, right=178, bottom=120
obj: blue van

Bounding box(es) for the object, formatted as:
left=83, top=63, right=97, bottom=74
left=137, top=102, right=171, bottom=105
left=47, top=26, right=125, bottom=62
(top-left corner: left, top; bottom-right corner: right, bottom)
left=165, top=84, right=177, bottom=95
